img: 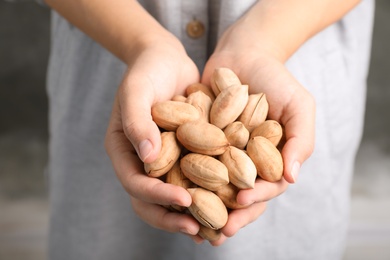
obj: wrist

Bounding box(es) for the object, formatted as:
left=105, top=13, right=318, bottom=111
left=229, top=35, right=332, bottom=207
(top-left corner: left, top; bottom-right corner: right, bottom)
left=214, top=0, right=360, bottom=66
left=213, top=6, right=288, bottom=66
left=45, top=0, right=185, bottom=66
left=215, top=22, right=287, bottom=64
left=123, top=30, right=185, bottom=66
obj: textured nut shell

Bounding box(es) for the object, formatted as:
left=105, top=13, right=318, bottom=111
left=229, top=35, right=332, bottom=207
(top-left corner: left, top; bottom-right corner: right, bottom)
left=186, top=83, right=215, bottom=102
left=210, top=85, right=249, bottom=129
left=151, top=100, right=200, bottom=131
left=219, top=146, right=257, bottom=189
left=185, top=91, right=212, bottom=122
left=210, top=68, right=241, bottom=96
left=166, top=161, right=194, bottom=211
left=223, top=121, right=250, bottom=149
left=181, top=153, right=229, bottom=191
left=144, top=132, right=181, bottom=177
left=214, top=183, right=246, bottom=209
left=246, top=136, right=284, bottom=182
left=250, top=120, right=283, bottom=146
left=198, top=226, right=222, bottom=241
left=238, top=93, right=269, bottom=132
left=187, top=188, right=228, bottom=230
left=166, top=161, right=194, bottom=189
left=176, top=121, right=229, bottom=156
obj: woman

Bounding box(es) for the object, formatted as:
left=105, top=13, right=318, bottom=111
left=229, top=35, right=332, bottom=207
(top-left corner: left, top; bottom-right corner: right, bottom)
left=40, top=0, right=374, bottom=259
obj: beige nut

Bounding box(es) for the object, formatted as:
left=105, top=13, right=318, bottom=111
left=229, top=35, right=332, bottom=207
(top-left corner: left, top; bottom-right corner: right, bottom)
left=187, top=188, right=228, bottom=230
left=176, top=120, right=229, bottom=156
left=166, top=160, right=194, bottom=189
left=186, top=82, right=215, bottom=102
left=250, top=120, right=283, bottom=146
left=166, top=161, right=195, bottom=211
left=144, top=131, right=181, bottom=177
left=210, top=84, right=249, bottom=129
left=238, top=93, right=269, bottom=132
left=185, top=91, right=212, bottom=123
left=151, top=100, right=200, bottom=131
left=246, top=136, right=284, bottom=182
left=181, top=153, right=229, bottom=191
left=214, top=183, right=247, bottom=210
left=223, top=121, right=250, bottom=150
left=210, top=67, right=241, bottom=97
left=219, top=146, right=257, bottom=189
left=198, top=225, right=222, bottom=242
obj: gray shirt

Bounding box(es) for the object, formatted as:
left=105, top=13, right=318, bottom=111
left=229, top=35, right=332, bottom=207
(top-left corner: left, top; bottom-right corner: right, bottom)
left=45, top=1, right=374, bottom=259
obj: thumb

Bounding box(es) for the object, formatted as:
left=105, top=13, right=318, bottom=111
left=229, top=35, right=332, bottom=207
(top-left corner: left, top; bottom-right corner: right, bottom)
left=118, top=78, right=162, bottom=164
left=280, top=91, right=316, bottom=184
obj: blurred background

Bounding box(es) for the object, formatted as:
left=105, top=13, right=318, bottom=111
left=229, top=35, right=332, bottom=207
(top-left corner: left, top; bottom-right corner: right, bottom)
left=0, top=1, right=389, bottom=259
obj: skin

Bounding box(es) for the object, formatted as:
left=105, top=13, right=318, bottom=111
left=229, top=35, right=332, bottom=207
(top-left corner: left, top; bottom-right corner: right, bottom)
left=45, top=0, right=361, bottom=246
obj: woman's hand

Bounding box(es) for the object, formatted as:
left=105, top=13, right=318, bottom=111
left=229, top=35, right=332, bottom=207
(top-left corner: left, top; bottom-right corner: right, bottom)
left=203, top=51, right=315, bottom=247
left=201, top=9, right=316, bottom=245
left=203, top=51, right=316, bottom=183
left=105, top=36, right=202, bottom=239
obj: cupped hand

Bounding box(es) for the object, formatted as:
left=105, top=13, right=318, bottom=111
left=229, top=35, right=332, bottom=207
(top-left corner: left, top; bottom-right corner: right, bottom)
left=105, top=36, right=201, bottom=237
left=203, top=51, right=315, bottom=183
left=201, top=22, right=316, bottom=245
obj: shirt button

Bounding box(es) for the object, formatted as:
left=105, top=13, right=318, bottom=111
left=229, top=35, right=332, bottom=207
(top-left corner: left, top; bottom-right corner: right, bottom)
left=186, top=19, right=205, bottom=39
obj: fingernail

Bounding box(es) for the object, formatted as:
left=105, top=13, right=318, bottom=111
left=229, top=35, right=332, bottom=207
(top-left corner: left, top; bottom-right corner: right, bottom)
left=291, top=161, right=300, bottom=183
left=138, top=139, right=153, bottom=162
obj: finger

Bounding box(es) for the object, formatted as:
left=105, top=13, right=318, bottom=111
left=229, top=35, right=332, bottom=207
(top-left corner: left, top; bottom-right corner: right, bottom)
left=209, top=234, right=228, bottom=247
left=221, top=202, right=267, bottom=238
left=280, top=89, right=316, bottom=183
left=119, top=59, right=200, bottom=164
left=236, top=178, right=289, bottom=206
left=187, top=234, right=205, bottom=245
left=108, top=139, right=192, bottom=206
left=105, top=99, right=192, bottom=207
left=131, top=197, right=200, bottom=235
left=117, top=70, right=162, bottom=163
